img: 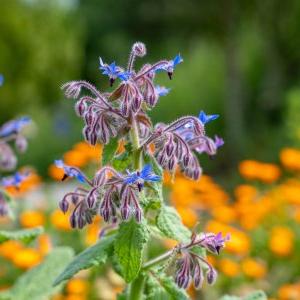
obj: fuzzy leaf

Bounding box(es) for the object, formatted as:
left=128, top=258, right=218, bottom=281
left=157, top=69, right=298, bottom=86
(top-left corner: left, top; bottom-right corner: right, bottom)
left=114, top=219, right=149, bottom=282
left=156, top=206, right=191, bottom=242
left=102, top=137, right=119, bottom=166
left=219, top=291, right=267, bottom=300
left=2, top=247, right=74, bottom=300
left=0, top=227, right=44, bottom=244
left=112, top=143, right=133, bottom=171
left=146, top=273, right=189, bottom=300
left=244, top=291, right=267, bottom=300
left=53, top=235, right=114, bottom=286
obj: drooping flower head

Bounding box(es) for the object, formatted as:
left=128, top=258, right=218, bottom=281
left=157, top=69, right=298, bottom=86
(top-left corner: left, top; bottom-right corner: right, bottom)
left=55, top=160, right=86, bottom=183
left=156, top=54, right=183, bottom=79
left=0, top=171, right=30, bottom=188
left=0, top=117, right=31, bottom=138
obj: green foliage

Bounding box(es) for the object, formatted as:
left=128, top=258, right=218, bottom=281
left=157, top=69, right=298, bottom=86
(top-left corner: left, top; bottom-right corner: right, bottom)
left=156, top=206, right=191, bottom=242
left=53, top=235, right=115, bottom=286
left=145, top=273, right=189, bottom=300
left=219, top=290, right=267, bottom=300
left=0, top=247, right=74, bottom=300
left=114, top=219, right=150, bottom=283
left=0, top=226, right=44, bottom=244
left=112, top=143, right=133, bottom=171
left=102, top=137, right=119, bottom=166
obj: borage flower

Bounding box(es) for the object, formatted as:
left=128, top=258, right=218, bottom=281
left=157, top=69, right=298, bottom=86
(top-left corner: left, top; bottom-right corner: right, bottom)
left=55, top=160, right=86, bottom=183
left=198, top=110, right=219, bottom=125
left=125, top=164, right=161, bottom=191
left=156, top=54, right=183, bottom=79
left=0, top=171, right=29, bottom=188
left=0, top=117, right=31, bottom=138
left=155, top=85, right=170, bottom=97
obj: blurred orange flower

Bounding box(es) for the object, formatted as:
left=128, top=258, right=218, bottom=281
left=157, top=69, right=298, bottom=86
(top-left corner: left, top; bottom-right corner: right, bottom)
left=269, top=226, right=294, bottom=257
left=280, top=148, right=300, bottom=171
left=218, top=258, right=240, bottom=277
left=241, top=258, right=267, bottom=279
left=12, top=248, right=41, bottom=269
left=19, top=210, right=45, bottom=228
left=50, top=209, right=71, bottom=231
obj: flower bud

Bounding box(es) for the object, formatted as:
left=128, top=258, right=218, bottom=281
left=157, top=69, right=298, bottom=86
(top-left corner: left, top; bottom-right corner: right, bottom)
left=59, top=199, right=69, bottom=214
left=70, top=213, right=77, bottom=228
left=132, top=42, right=146, bottom=57
left=206, top=268, right=217, bottom=285
left=75, top=100, right=87, bottom=117
left=193, top=262, right=203, bottom=289
left=15, top=136, right=28, bottom=153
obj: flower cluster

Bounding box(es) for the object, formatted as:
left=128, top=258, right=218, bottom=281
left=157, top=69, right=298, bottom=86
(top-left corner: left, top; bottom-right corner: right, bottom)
left=0, top=113, right=31, bottom=217
left=174, top=232, right=230, bottom=289
left=56, top=161, right=161, bottom=227
left=0, top=116, right=31, bottom=171
left=57, top=42, right=226, bottom=293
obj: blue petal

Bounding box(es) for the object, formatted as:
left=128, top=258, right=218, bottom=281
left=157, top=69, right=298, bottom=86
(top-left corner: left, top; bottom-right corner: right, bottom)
left=199, top=111, right=219, bottom=124
left=173, top=54, right=183, bottom=66
left=125, top=174, right=139, bottom=184
left=140, top=164, right=152, bottom=179
left=55, top=160, right=64, bottom=168
left=76, top=173, right=86, bottom=183
left=0, top=74, right=4, bottom=86
left=146, top=174, right=161, bottom=182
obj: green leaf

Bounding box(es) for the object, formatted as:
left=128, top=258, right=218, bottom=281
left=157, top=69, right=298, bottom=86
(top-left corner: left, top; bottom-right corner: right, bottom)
left=156, top=206, right=191, bottom=242
left=102, top=137, right=119, bottom=166
left=53, top=235, right=115, bottom=286
left=244, top=291, right=267, bottom=300
left=3, top=247, right=74, bottom=300
left=114, top=219, right=149, bottom=283
left=0, top=227, right=44, bottom=244
left=147, top=273, right=189, bottom=300
left=219, top=291, right=267, bottom=300
left=112, top=143, right=133, bottom=171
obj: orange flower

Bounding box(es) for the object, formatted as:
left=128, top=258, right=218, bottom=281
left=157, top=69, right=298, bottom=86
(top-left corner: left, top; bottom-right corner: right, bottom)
left=50, top=209, right=71, bottom=231
left=269, top=226, right=294, bottom=257
left=211, top=205, right=237, bottom=224
left=241, top=258, right=267, bottom=279
left=85, top=224, right=100, bottom=246
left=48, top=164, right=65, bottom=181
left=12, top=248, right=41, bottom=269
left=37, top=234, right=52, bottom=256
left=278, top=283, right=300, bottom=300
left=280, top=148, right=300, bottom=171
left=238, top=160, right=281, bottom=183
left=66, top=278, right=89, bottom=295
left=19, top=210, right=45, bottom=228
left=63, top=150, right=88, bottom=168
left=0, top=241, right=23, bottom=260
left=176, top=206, right=198, bottom=227
left=219, top=258, right=240, bottom=277
left=163, top=239, right=178, bottom=250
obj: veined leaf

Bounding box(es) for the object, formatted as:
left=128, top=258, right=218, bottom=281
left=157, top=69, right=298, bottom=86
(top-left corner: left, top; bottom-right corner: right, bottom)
left=53, top=235, right=115, bottom=286
left=102, top=137, right=119, bottom=166
left=1, top=247, right=74, bottom=300
left=156, top=206, right=191, bottom=242
left=114, top=219, right=149, bottom=283
left=0, top=227, right=44, bottom=244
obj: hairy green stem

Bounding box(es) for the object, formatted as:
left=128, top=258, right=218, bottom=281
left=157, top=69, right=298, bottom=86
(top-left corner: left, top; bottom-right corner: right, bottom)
left=128, top=274, right=145, bottom=300
left=130, top=117, right=142, bottom=169
left=142, top=249, right=173, bottom=270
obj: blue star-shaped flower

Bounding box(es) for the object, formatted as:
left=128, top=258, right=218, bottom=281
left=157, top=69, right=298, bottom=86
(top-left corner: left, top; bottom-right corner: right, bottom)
left=155, top=85, right=170, bottom=97
left=0, top=74, right=4, bottom=87
left=125, top=164, right=161, bottom=190
left=99, top=58, right=121, bottom=78
left=155, top=54, right=183, bottom=79
left=198, top=111, right=219, bottom=125
left=117, top=71, right=132, bottom=81
left=0, top=116, right=31, bottom=138
left=1, top=172, right=29, bottom=188
left=55, top=160, right=86, bottom=183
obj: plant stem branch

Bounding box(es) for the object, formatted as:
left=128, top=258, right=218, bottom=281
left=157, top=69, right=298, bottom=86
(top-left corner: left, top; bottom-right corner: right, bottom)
left=128, top=274, right=145, bottom=300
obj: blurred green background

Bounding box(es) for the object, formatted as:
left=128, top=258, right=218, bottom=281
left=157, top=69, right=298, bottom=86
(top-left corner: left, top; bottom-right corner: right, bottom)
left=1, top=0, right=300, bottom=178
